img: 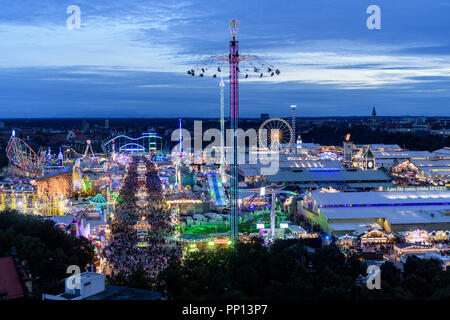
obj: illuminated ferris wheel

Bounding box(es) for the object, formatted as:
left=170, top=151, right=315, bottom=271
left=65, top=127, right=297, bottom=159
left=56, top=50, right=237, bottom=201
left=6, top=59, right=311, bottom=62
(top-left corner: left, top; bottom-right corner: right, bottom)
left=258, top=118, right=293, bottom=150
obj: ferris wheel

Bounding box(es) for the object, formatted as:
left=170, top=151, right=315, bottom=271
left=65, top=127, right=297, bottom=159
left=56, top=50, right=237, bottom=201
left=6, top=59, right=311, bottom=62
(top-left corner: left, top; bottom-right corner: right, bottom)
left=258, top=118, right=293, bottom=150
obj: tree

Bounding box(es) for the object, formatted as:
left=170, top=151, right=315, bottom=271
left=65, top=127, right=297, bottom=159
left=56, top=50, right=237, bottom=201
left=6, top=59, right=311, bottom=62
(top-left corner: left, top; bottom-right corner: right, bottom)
left=0, top=210, right=95, bottom=298
left=158, top=240, right=367, bottom=300
left=403, top=255, right=442, bottom=283
left=380, top=261, right=401, bottom=287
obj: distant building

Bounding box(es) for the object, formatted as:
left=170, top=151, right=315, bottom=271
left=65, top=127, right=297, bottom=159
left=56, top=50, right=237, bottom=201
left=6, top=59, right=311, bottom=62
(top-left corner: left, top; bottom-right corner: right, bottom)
left=372, top=150, right=434, bottom=169
left=364, top=147, right=375, bottom=170
left=264, top=166, right=393, bottom=191
left=433, top=147, right=450, bottom=159
left=393, top=159, right=450, bottom=184
left=301, top=189, right=450, bottom=235
left=431, top=129, right=450, bottom=136
left=372, top=106, right=377, bottom=127
left=296, top=135, right=303, bottom=153
left=82, top=120, right=90, bottom=133
left=36, top=167, right=74, bottom=198
left=343, top=139, right=353, bottom=162
left=369, top=144, right=402, bottom=152
left=66, top=129, right=89, bottom=143
left=260, top=113, right=269, bottom=121
left=105, top=119, right=109, bottom=129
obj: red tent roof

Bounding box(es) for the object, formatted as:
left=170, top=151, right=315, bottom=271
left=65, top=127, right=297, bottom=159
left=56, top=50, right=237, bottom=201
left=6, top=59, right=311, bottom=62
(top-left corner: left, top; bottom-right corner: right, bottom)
left=0, top=257, right=26, bottom=300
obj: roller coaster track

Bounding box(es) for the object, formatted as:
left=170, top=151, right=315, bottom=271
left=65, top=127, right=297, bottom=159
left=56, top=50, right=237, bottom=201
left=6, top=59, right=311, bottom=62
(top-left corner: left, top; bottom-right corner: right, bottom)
left=5, top=135, right=44, bottom=176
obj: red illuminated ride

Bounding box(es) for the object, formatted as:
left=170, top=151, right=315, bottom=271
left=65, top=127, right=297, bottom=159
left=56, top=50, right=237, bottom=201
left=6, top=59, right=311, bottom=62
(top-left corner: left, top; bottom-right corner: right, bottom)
left=5, top=131, right=44, bottom=176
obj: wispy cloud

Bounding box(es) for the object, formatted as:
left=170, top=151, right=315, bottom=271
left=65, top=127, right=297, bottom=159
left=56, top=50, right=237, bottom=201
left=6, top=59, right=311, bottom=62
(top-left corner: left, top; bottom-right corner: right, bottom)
left=0, top=0, right=450, bottom=117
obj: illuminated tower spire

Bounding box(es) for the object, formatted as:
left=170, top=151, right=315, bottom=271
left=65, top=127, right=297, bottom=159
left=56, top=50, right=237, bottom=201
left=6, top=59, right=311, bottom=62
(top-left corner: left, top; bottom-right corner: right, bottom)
left=178, top=118, right=183, bottom=155
left=372, top=106, right=377, bottom=127
left=229, top=19, right=239, bottom=244
left=177, top=119, right=183, bottom=191
left=58, top=147, right=63, bottom=166
left=185, top=19, right=281, bottom=244
left=220, top=76, right=225, bottom=183
left=290, top=105, right=296, bottom=154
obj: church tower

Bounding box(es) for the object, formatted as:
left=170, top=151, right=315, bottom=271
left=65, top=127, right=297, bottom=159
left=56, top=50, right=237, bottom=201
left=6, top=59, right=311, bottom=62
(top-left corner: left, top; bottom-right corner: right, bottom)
left=372, top=106, right=377, bottom=127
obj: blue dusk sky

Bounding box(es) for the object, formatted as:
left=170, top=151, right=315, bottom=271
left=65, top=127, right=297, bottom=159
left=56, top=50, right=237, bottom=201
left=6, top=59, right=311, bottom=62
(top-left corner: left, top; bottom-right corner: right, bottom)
left=0, top=0, right=449, bottom=118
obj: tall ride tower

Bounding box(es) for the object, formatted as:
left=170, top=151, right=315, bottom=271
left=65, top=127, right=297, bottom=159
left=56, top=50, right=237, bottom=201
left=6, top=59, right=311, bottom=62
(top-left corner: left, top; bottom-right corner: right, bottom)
left=185, top=20, right=281, bottom=244
left=229, top=19, right=239, bottom=243
left=177, top=119, right=183, bottom=191
left=219, top=76, right=226, bottom=183
left=290, top=105, right=296, bottom=154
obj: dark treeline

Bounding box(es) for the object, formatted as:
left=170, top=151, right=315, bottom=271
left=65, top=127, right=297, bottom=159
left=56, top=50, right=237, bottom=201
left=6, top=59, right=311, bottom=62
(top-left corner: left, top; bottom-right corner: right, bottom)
left=0, top=210, right=95, bottom=299
left=157, top=240, right=450, bottom=300
left=302, top=124, right=450, bottom=151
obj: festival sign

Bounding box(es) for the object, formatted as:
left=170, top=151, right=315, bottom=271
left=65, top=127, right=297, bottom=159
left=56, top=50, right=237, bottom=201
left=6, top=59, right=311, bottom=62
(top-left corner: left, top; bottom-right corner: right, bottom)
left=380, top=186, right=449, bottom=192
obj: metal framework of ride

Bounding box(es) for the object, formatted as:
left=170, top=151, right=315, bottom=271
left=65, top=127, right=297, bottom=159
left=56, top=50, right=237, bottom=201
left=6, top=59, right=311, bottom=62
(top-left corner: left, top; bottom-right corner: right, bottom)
left=6, top=131, right=44, bottom=176
left=102, top=133, right=163, bottom=155
left=244, top=185, right=297, bottom=239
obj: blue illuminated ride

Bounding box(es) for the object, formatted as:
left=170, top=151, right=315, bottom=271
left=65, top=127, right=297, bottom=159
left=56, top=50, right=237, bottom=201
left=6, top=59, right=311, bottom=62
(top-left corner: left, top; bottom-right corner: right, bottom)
left=102, top=133, right=163, bottom=155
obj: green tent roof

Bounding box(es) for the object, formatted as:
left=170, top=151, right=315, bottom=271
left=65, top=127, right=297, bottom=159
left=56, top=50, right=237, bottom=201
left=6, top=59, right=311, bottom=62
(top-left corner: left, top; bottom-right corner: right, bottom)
left=89, top=194, right=107, bottom=206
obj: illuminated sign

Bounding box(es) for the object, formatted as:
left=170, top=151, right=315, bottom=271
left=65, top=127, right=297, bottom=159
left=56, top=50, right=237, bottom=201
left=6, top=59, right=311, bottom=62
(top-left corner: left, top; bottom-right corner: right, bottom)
left=383, top=186, right=449, bottom=192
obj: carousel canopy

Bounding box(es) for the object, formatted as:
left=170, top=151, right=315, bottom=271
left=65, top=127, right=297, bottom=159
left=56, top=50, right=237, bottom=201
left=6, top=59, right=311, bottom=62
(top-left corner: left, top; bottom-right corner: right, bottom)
left=89, top=194, right=108, bottom=207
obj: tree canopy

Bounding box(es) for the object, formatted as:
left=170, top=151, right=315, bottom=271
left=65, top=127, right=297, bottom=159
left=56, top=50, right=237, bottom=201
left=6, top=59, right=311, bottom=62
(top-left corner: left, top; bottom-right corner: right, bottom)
left=157, top=239, right=450, bottom=300
left=0, top=210, right=95, bottom=298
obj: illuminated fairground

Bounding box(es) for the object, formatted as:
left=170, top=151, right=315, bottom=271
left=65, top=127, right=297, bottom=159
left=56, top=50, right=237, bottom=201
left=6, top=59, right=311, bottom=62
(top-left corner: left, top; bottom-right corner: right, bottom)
left=2, top=19, right=449, bottom=293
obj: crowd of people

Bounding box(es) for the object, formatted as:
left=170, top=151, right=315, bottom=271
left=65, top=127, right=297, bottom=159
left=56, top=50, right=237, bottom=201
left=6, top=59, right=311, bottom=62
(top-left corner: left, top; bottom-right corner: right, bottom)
left=101, top=156, right=181, bottom=280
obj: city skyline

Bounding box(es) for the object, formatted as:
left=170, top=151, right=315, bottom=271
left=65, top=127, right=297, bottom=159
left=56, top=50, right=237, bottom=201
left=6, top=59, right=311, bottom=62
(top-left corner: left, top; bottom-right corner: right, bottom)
left=1, top=0, right=450, bottom=118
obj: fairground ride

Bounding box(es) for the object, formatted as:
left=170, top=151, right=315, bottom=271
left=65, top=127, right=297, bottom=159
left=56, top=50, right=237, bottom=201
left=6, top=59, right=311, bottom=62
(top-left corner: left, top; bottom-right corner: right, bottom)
left=186, top=20, right=280, bottom=244
left=243, top=185, right=297, bottom=240
left=5, top=131, right=86, bottom=177
left=102, top=132, right=163, bottom=155
left=5, top=131, right=44, bottom=177
left=258, top=118, right=293, bottom=151
left=63, top=139, right=103, bottom=160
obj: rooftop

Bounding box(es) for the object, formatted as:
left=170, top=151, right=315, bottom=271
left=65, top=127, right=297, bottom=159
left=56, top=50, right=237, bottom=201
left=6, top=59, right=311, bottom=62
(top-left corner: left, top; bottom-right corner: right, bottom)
left=308, top=190, right=450, bottom=226
left=0, top=257, right=26, bottom=300
left=267, top=168, right=392, bottom=184
left=373, top=150, right=433, bottom=159
left=84, top=285, right=161, bottom=300
left=433, top=147, right=450, bottom=157
left=310, top=189, right=450, bottom=206
left=368, top=144, right=402, bottom=151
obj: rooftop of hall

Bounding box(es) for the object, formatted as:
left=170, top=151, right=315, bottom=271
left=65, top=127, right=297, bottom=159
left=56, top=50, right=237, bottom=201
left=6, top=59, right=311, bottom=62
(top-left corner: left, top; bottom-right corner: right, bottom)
left=267, top=168, right=392, bottom=183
